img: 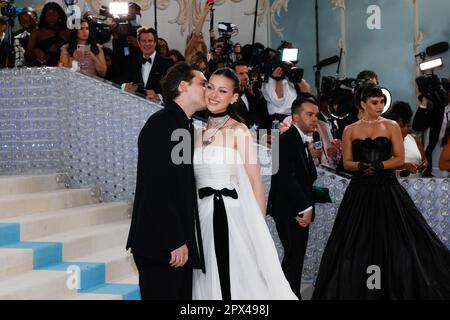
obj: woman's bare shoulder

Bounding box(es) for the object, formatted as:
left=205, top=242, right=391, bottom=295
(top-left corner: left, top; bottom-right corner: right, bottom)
left=380, top=117, right=398, bottom=127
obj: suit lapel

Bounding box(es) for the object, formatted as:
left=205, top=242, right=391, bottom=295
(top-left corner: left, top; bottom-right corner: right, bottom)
left=146, top=54, right=160, bottom=90
left=288, top=126, right=312, bottom=181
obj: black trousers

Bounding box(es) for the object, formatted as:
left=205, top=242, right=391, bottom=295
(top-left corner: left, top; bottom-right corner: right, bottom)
left=133, top=254, right=192, bottom=300
left=273, top=216, right=309, bottom=300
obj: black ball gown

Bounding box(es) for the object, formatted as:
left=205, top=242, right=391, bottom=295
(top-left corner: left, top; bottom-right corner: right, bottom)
left=312, top=137, right=450, bottom=300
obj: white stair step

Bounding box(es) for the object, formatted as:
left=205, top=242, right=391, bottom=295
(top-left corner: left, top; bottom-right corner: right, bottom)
left=2, top=202, right=130, bottom=241
left=0, top=248, right=34, bottom=280
left=71, top=293, right=122, bottom=300
left=114, top=274, right=139, bottom=284
left=0, top=189, right=98, bottom=219
left=73, top=246, right=137, bottom=282
left=0, top=269, right=78, bottom=300
left=0, top=174, right=65, bottom=195
left=34, top=220, right=131, bottom=261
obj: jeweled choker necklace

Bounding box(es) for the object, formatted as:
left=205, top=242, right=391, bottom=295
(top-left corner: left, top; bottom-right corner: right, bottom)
left=361, top=117, right=380, bottom=124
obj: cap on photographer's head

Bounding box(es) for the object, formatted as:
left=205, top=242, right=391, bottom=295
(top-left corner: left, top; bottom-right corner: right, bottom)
left=128, top=2, right=141, bottom=14
left=357, top=70, right=379, bottom=85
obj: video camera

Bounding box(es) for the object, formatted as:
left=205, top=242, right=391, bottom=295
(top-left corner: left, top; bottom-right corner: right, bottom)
left=99, top=3, right=139, bottom=38
left=0, top=0, right=21, bottom=19
left=415, top=41, right=449, bottom=107
left=416, top=75, right=449, bottom=107
left=215, top=22, right=238, bottom=67
left=250, top=42, right=304, bottom=85
left=320, top=76, right=363, bottom=118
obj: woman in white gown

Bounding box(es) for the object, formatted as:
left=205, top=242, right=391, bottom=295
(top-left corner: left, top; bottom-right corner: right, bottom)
left=192, top=68, right=297, bottom=300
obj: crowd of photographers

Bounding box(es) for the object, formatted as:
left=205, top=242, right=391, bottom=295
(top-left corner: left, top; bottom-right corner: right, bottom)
left=0, top=1, right=449, bottom=177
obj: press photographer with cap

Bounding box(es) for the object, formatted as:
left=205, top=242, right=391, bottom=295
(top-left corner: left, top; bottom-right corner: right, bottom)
left=261, top=42, right=312, bottom=125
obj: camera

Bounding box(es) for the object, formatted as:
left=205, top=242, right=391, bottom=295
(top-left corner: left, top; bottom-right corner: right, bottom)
left=0, top=0, right=21, bottom=18
left=214, top=22, right=238, bottom=67
left=416, top=75, right=449, bottom=107
left=261, top=47, right=304, bottom=84
left=321, top=76, right=363, bottom=117
left=99, top=4, right=139, bottom=38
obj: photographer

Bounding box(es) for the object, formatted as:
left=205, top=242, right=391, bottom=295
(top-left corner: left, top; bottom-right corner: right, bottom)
left=232, top=60, right=269, bottom=131
left=0, top=15, right=13, bottom=68
left=109, top=2, right=142, bottom=84
left=261, top=57, right=311, bottom=123
left=413, top=80, right=450, bottom=177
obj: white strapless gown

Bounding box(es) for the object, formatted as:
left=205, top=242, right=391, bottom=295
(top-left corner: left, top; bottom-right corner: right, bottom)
left=192, top=146, right=297, bottom=300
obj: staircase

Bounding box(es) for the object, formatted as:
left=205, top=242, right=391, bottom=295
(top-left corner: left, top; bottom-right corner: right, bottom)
left=0, top=174, right=140, bottom=300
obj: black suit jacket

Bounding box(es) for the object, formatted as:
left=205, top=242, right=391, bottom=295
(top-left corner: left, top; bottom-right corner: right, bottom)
left=267, top=126, right=317, bottom=220
left=126, top=101, right=204, bottom=271
left=235, top=87, right=270, bottom=130
left=0, top=38, right=13, bottom=68
left=128, top=53, right=173, bottom=95
left=412, top=103, right=447, bottom=176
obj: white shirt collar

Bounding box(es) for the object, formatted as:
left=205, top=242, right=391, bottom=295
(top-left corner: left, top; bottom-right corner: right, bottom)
left=143, top=51, right=157, bottom=64
left=292, top=123, right=312, bottom=143
left=0, top=33, right=5, bottom=43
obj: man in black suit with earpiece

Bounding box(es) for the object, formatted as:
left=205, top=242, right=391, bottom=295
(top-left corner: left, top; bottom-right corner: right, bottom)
left=267, top=96, right=321, bottom=299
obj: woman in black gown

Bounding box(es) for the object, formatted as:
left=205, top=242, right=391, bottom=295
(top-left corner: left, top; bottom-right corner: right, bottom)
left=312, top=83, right=450, bottom=299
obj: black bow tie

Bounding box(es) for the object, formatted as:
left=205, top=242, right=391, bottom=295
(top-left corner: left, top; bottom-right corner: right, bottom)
left=142, top=57, right=152, bottom=64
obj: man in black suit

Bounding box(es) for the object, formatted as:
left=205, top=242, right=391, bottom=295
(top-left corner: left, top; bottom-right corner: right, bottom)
left=126, top=62, right=207, bottom=300
left=267, top=96, right=321, bottom=299
left=123, top=27, right=173, bottom=103
left=232, top=60, right=270, bottom=131
left=0, top=16, right=13, bottom=68
left=412, top=87, right=450, bottom=177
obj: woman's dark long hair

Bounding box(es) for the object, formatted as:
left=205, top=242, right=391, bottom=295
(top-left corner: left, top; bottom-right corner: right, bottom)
left=207, top=68, right=244, bottom=123
left=442, top=125, right=450, bottom=147
left=38, top=2, right=68, bottom=30
left=67, top=19, right=99, bottom=56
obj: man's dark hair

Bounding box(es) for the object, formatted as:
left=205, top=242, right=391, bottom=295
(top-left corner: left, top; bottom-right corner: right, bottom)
left=0, top=16, right=7, bottom=26
left=231, top=60, right=248, bottom=70
left=161, top=62, right=199, bottom=102
left=137, top=27, right=157, bottom=41
left=384, top=101, right=413, bottom=125
left=291, top=93, right=319, bottom=115
left=357, top=70, right=379, bottom=82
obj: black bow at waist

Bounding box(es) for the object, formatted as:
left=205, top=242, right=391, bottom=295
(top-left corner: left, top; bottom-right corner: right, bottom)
left=198, top=187, right=238, bottom=200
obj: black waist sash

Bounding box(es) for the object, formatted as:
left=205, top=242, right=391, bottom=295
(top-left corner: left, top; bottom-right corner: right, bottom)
left=198, top=187, right=238, bottom=300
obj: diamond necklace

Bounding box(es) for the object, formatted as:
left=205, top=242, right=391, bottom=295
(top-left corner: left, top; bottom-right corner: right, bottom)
left=203, top=115, right=231, bottom=146
left=361, top=117, right=380, bottom=124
